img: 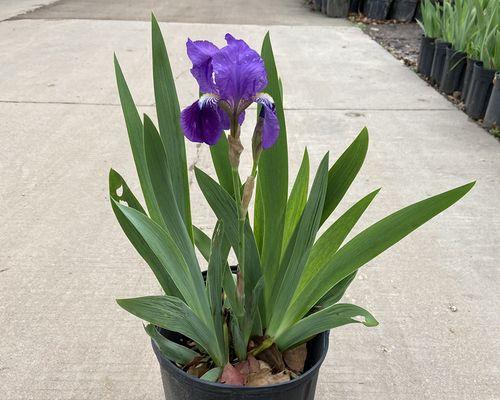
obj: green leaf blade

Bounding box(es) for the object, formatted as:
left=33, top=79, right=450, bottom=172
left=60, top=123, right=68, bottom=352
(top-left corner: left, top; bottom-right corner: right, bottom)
left=276, top=303, right=378, bottom=351
left=151, top=15, right=192, bottom=238
left=145, top=324, right=199, bottom=365
left=282, top=182, right=475, bottom=334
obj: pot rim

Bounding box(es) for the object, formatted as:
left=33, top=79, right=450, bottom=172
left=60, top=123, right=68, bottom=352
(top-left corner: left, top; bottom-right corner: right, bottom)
left=152, top=330, right=330, bottom=392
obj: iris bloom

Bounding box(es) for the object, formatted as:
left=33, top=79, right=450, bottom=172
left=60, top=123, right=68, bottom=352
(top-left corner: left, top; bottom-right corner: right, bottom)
left=180, top=34, right=279, bottom=149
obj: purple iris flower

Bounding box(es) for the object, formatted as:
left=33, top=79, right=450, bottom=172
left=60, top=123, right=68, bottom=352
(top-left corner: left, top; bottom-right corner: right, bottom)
left=180, top=34, right=279, bottom=149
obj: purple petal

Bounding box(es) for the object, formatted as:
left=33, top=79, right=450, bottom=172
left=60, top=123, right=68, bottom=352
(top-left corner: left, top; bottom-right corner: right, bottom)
left=255, top=94, right=279, bottom=149
left=180, top=99, right=223, bottom=145
left=211, top=34, right=267, bottom=105
left=186, top=39, right=219, bottom=94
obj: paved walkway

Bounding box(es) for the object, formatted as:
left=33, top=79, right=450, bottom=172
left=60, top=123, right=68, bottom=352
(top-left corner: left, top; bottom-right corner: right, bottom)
left=0, top=1, right=499, bottom=399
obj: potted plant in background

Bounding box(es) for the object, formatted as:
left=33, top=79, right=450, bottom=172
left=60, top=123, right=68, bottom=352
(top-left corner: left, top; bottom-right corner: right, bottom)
left=439, top=0, right=476, bottom=95
left=484, top=70, right=500, bottom=129
left=111, top=15, right=474, bottom=399
left=417, top=0, right=442, bottom=79
left=465, top=1, right=499, bottom=120
left=430, top=1, right=453, bottom=85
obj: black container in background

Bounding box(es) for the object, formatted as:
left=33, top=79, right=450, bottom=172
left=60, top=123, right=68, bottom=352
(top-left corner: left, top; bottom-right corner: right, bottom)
left=461, top=58, right=478, bottom=102
left=430, top=39, right=451, bottom=85
left=414, top=1, right=422, bottom=21
left=465, top=62, right=495, bottom=120
left=153, top=330, right=330, bottom=400
left=417, top=36, right=435, bottom=78
left=484, top=72, right=500, bottom=129
left=389, top=0, right=418, bottom=22
left=322, top=0, right=328, bottom=13
left=439, top=48, right=466, bottom=95
left=314, top=0, right=323, bottom=11
left=350, top=0, right=363, bottom=13
left=327, top=0, right=350, bottom=17
left=364, top=0, right=391, bottom=19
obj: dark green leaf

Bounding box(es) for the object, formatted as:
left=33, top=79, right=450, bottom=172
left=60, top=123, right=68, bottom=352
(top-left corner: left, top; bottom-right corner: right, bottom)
left=112, top=200, right=210, bottom=323
left=151, top=15, right=192, bottom=237
left=282, top=149, right=310, bottom=255
left=267, top=154, right=329, bottom=335
left=255, top=33, right=288, bottom=302
left=114, top=55, right=160, bottom=222
left=144, top=324, right=199, bottom=365
left=143, top=114, right=197, bottom=267
left=201, top=367, right=223, bottom=382
left=281, top=182, right=475, bottom=334
left=299, top=189, right=380, bottom=292
left=276, top=303, right=378, bottom=351
left=109, top=169, right=180, bottom=298
left=209, top=133, right=235, bottom=197
left=117, top=296, right=224, bottom=366
left=321, top=127, right=369, bottom=224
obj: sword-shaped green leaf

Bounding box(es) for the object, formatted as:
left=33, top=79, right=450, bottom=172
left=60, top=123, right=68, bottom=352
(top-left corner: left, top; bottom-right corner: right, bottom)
left=278, top=182, right=475, bottom=336
left=282, top=149, right=310, bottom=256
left=117, top=296, right=224, bottom=366
left=267, top=154, right=329, bottom=335
left=255, top=33, right=288, bottom=303
left=109, top=169, right=180, bottom=298
left=112, top=201, right=210, bottom=324
left=144, top=324, right=199, bottom=365
left=321, top=128, right=369, bottom=224
left=151, top=15, right=192, bottom=238
left=276, top=303, right=378, bottom=351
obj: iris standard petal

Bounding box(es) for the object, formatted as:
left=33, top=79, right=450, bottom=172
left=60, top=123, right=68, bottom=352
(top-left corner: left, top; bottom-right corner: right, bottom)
left=180, top=99, right=223, bottom=145
left=186, top=39, right=219, bottom=94
left=255, top=93, right=279, bottom=149
left=211, top=34, right=268, bottom=105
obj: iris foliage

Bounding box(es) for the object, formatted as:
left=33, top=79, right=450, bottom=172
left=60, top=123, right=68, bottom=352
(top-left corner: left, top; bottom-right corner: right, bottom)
left=111, top=15, right=474, bottom=380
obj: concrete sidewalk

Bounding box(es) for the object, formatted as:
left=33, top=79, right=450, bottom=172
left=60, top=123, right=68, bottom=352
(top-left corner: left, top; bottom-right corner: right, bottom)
left=0, top=1, right=499, bottom=399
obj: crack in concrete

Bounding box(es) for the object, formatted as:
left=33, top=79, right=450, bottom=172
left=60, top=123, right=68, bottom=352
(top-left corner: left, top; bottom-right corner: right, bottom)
left=0, top=100, right=454, bottom=112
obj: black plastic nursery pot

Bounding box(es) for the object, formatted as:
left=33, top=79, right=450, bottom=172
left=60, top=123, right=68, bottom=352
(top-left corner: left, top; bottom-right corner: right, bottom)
left=364, top=0, right=391, bottom=20
left=389, top=0, right=418, bottom=22
left=465, top=62, right=495, bottom=120
left=417, top=35, right=435, bottom=78
left=439, top=48, right=466, bottom=95
left=429, top=39, right=451, bottom=85
left=349, top=0, right=363, bottom=13
left=327, top=0, right=350, bottom=17
left=484, top=72, right=500, bottom=130
left=321, top=0, right=328, bottom=14
left=314, top=0, right=323, bottom=11
left=461, top=58, right=479, bottom=102
left=152, top=330, right=330, bottom=400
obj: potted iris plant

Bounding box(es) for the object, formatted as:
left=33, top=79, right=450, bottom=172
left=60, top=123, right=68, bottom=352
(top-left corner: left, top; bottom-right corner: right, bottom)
left=110, top=15, right=474, bottom=400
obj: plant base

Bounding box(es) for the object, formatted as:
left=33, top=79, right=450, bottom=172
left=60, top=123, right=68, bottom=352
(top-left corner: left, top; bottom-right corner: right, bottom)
left=152, top=330, right=329, bottom=400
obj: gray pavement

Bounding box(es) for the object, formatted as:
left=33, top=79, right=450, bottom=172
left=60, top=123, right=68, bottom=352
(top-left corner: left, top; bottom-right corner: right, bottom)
left=0, top=1, right=499, bottom=399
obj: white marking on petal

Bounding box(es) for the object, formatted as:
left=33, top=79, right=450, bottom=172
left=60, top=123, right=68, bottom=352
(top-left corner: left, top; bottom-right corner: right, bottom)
left=198, top=93, right=220, bottom=108
left=254, top=92, right=274, bottom=108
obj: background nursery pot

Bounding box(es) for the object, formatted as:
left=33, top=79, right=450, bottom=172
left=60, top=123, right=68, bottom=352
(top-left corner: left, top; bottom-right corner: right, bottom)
left=417, top=36, right=435, bottom=78
left=153, top=330, right=330, bottom=400
left=389, top=0, right=418, bottom=22
left=465, top=61, right=495, bottom=120
left=364, top=0, right=391, bottom=19
left=439, top=48, right=466, bottom=95
left=461, top=58, right=479, bottom=102
left=326, top=0, right=350, bottom=17
left=430, top=39, right=451, bottom=85
left=484, top=72, right=500, bottom=130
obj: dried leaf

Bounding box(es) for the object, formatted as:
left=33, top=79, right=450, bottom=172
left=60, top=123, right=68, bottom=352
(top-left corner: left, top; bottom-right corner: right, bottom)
left=255, top=343, right=285, bottom=373
left=187, top=361, right=210, bottom=378
left=283, top=343, right=307, bottom=373
left=246, top=368, right=291, bottom=387
left=220, top=363, right=245, bottom=386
